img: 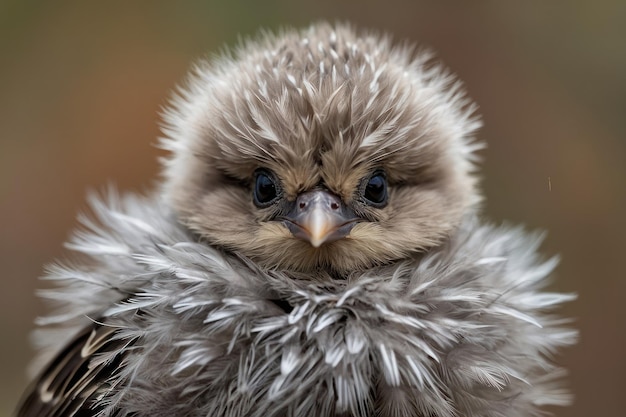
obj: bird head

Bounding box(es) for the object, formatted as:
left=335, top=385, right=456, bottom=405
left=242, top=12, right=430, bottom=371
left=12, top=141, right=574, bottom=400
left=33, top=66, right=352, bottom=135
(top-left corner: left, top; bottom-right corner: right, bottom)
left=160, top=23, right=482, bottom=275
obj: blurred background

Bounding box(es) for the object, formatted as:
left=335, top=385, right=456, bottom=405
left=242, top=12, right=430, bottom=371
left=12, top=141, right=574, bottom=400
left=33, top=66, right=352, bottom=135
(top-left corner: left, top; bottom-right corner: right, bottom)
left=1, top=1, right=624, bottom=416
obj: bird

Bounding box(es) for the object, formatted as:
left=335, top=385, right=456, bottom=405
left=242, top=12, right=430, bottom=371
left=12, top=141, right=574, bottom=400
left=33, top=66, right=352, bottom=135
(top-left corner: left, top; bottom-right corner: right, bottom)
left=16, top=22, right=577, bottom=417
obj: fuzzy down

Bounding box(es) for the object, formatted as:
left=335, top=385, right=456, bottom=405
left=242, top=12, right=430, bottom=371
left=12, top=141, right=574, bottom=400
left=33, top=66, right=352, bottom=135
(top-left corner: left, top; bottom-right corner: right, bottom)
left=32, top=191, right=577, bottom=417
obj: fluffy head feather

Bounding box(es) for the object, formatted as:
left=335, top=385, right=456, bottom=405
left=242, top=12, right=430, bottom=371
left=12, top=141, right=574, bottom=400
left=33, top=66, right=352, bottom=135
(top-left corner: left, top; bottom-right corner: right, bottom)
left=160, top=23, right=482, bottom=273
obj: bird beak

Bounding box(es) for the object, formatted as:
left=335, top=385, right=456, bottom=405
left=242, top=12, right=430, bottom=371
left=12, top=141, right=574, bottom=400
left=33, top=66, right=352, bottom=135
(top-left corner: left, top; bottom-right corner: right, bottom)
left=282, top=190, right=359, bottom=248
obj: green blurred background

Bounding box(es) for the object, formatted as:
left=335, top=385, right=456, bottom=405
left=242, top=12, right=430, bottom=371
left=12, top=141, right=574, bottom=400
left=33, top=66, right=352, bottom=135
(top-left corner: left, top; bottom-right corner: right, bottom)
left=1, top=1, right=624, bottom=416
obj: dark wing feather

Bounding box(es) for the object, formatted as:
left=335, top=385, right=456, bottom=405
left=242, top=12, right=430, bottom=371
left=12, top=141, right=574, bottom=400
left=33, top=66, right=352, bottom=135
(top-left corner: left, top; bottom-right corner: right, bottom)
left=16, top=322, right=136, bottom=417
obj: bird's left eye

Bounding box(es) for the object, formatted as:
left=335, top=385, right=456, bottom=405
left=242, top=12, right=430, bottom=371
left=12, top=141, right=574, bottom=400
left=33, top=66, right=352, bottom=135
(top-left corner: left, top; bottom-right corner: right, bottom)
left=253, top=169, right=280, bottom=207
left=363, top=171, right=388, bottom=207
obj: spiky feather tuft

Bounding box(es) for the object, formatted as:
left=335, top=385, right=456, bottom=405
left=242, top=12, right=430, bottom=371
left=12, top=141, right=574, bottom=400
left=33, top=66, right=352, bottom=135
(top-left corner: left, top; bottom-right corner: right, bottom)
left=157, top=23, right=484, bottom=273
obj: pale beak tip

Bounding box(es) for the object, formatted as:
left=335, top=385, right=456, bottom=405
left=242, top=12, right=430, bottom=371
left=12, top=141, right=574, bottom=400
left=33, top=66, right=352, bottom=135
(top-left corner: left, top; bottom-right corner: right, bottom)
left=309, top=236, right=325, bottom=248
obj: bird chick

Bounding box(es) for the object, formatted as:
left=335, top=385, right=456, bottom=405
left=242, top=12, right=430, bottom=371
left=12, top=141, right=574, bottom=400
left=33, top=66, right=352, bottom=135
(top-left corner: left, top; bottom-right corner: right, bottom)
left=17, top=23, right=576, bottom=417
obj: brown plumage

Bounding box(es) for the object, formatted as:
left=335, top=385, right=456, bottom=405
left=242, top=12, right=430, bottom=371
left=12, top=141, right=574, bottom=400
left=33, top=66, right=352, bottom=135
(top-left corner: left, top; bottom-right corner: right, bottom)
left=16, top=23, right=575, bottom=417
left=160, top=23, right=481, bottom=273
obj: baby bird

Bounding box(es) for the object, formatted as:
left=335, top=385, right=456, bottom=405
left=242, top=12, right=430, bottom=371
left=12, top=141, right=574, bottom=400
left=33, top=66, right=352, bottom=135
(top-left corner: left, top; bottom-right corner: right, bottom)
left=17, top=23, right=576, bottom=417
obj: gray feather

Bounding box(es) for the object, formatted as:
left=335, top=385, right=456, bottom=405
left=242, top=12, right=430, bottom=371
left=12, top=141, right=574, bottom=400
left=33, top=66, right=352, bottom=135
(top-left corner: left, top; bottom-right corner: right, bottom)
left=22, top=190, right=576, bottom=417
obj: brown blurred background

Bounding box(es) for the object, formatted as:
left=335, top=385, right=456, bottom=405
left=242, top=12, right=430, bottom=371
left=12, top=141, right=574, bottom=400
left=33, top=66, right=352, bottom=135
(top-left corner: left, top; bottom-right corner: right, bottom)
left=1, top=1, right=624, bottom=416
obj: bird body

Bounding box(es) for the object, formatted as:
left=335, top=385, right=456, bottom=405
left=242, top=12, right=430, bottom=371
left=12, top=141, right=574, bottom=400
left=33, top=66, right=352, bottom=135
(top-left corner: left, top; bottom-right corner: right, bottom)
left=17, top=23, right=576, bottom=417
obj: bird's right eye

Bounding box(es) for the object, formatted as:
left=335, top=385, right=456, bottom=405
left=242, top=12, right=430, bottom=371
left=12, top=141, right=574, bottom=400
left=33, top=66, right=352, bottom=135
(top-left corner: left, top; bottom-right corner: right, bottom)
left=253, top=169, right=280, bottom=207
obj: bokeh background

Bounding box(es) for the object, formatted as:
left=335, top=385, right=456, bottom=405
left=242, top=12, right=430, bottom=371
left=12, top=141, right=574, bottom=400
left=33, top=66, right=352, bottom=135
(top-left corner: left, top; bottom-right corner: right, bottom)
left=1, top=1, right=624, bottom=416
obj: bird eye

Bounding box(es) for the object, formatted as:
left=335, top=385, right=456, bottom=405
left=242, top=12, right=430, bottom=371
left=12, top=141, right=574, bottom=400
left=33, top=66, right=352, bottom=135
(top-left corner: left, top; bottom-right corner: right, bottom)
left=363, top=171, right=388, bottom=207
left=253, top=169, right=280, bottom=207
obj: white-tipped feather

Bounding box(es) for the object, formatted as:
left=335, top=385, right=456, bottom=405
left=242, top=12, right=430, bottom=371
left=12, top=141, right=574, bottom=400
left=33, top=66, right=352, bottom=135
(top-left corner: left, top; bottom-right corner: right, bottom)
left=22, top=190, right=576, bottom=417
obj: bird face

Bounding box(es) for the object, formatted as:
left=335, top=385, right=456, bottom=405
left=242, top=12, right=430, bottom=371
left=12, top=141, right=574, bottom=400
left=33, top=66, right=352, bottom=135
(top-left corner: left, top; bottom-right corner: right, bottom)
left=161, top=24, right=481, bottom=274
